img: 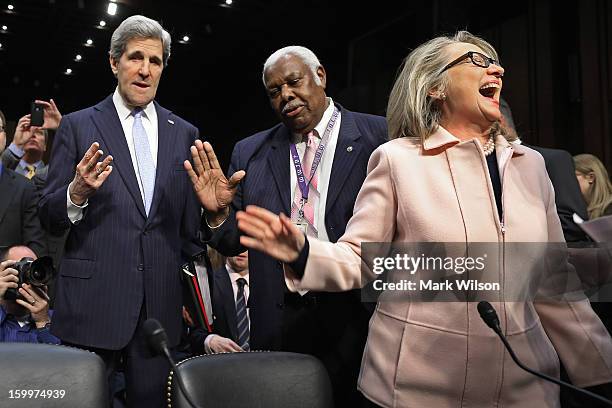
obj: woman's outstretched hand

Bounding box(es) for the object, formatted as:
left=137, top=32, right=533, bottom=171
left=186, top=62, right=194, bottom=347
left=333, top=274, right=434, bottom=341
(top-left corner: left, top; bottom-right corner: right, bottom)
left=236, top=205, right=305, bottom=263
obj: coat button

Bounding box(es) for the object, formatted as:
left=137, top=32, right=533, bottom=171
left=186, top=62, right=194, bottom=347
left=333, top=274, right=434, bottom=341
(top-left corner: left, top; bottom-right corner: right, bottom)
left=137, top=264, right=144, bottom=271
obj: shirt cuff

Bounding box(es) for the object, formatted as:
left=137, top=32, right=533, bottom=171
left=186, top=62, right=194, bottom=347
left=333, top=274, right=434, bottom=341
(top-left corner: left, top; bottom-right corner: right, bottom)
left=66, top=182, right=88, bottom=224
left=204, top=334, right=218, bottom=354
left=287, top=235, right=309, bottom=279
left=8, top=143, right=24, bottom=158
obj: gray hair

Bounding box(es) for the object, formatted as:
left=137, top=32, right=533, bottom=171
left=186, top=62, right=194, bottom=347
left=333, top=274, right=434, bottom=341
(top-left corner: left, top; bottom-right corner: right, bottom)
left=262, top=46, right=322, bottom=85
left=109, top=15, right=172, bottom=66
left=387, top=31, right=499, bottom=141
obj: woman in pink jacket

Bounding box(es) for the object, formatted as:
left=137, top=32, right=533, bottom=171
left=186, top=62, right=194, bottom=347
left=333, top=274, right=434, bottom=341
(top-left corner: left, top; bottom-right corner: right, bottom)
left=232, top=31, right=612, bottom=407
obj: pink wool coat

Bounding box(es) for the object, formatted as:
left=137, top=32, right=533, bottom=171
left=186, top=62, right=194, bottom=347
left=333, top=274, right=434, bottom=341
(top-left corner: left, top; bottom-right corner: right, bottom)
left=285, top=127, right=612, bottom=407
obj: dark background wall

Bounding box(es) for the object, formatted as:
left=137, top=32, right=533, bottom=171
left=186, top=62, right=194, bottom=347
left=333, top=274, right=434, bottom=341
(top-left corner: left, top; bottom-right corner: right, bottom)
left=1, top=0, right=610, bottom=172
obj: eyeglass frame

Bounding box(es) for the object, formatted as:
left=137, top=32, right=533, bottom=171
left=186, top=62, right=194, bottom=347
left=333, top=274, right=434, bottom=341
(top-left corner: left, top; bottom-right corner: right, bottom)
left=441, top=51, right=500, bottom=73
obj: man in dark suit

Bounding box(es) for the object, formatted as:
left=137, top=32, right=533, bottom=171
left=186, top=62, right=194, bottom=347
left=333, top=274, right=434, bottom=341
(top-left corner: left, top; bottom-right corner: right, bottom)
left=0, top=111, right=46, bottom=257
left=499, top=98, right=590, bottom=242
left=185, top=46, right=387, bottom=405
left=189, top=250, right=249, bottom=354
left=39, top=15, right=202, bottom=407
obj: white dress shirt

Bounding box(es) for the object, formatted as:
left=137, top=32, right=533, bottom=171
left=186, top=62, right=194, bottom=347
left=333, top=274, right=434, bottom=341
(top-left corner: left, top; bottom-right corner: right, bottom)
left=289, top=97, right=340, bottom=243
left=67, top=88, right=159, bottom=223
left=204, top=263, right=250, bottom=353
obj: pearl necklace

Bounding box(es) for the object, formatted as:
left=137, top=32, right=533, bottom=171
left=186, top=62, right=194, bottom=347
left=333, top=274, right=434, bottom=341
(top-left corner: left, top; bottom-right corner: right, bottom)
left=483, top=135, right=495, bottom=156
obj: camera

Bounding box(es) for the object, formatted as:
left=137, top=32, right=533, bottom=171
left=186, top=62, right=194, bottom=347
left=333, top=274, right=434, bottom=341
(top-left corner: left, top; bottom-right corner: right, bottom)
left=4, top=256, right=55, bottom=301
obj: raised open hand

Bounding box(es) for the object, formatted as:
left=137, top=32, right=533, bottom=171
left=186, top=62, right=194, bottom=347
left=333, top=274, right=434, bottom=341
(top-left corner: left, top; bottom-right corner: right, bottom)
left=184, top=140, right=245, bottom=225
left=236, top=205, right=305, bottom=263
left=69, top=142, right=113, bottom=205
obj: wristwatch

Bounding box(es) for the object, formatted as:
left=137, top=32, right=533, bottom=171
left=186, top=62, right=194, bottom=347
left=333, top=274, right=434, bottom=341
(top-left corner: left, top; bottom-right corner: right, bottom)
left=35, top=321, right=51, bottom=330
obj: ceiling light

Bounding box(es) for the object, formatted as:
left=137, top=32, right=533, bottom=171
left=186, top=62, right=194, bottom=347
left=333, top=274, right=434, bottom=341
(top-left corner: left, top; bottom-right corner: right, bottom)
left=65, top=68, right=72, bottom=75
left=182, top=35, right=189, bottom=42
left=107, top=2, right=117, bottom=16
left=7, top=5, right=13, bottom=10
left=99, top=20, right=106, bottom=27
left=86, top=38, right=93, bottom=46
left=1, top=25, right=7, bottom=31
left=225, top=0, right=233, bottom=4
left=0, top=43, right=3, bottom=49
left=75, top=54, right=82, bottom=61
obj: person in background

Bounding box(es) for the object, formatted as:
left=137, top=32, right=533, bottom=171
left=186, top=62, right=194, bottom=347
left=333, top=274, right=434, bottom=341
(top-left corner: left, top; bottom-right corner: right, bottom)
left=0, top=245, right=59, bottom=344
left=574, top=153, right=612, bottom=219
left=1, top=99, right=62, bottom=181
left=0, top=110, right=47, bottom=257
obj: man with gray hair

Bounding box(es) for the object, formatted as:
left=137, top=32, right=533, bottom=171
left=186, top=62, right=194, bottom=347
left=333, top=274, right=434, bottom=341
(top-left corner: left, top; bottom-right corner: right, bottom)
left=187, top=45, right=388, bottom=405
left=39, top=15, right=203, bottom=407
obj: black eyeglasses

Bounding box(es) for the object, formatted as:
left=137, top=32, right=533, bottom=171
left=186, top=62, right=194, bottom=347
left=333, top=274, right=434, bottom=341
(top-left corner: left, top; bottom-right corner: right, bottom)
left=442, top=51, right=500, bottom=72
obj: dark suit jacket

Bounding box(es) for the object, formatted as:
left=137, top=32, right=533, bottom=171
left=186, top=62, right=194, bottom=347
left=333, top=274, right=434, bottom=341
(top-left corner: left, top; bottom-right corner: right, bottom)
left=189, top=265, right=239, bottom=354
left=1, top=148, right=48, bottom=179
left=39, top=95, right=203, bottom=350
left=529, top=145, right=590, bottom=242
left=0, top=167, right=46, bottom=256
left=203, top=103, right=387, bottom=351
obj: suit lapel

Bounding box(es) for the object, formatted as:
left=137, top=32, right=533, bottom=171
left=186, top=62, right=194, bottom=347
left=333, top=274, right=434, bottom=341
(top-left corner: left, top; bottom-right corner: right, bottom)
left=145, top=103, right=175, bottom=225
left=217, top=267, right=239, bottom=340
left=267, top=127, right=292, bottom=215
left=0, top=171, right=15, bottom=223
left=326, top=107, right=363, bottom=214
left=91, top=95, right=147, bottom=219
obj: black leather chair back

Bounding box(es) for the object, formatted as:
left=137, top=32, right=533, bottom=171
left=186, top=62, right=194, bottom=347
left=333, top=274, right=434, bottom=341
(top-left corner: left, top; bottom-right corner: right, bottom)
left=0, top=343, right=108, bottom=408
left=169, top=351, right=334, bottom=408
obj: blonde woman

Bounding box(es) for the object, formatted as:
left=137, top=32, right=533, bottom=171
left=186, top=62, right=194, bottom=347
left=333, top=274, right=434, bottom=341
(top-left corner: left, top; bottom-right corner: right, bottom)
left=191, top=31, right=612, bottom=407
left=574, top=153, right=612, bottom=219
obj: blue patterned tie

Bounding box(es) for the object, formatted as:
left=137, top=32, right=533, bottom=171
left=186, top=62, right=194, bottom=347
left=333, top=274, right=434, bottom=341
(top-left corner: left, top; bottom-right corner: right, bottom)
left=235, top=278, right=250, bottom=351
left=132, top=108, right=156, bottom=215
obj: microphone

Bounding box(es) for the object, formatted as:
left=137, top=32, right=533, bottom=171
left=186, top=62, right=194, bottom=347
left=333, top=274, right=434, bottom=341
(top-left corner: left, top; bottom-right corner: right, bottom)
left=143, top=318, right=201, bottom=408
left=477, top=301, right=612, bottom=407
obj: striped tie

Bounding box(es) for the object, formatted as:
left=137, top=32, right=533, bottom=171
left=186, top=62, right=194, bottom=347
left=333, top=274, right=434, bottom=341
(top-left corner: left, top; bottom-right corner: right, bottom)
left=132, top=108, right=156, bottom=215
left=235, top=278, right=250, bottom=351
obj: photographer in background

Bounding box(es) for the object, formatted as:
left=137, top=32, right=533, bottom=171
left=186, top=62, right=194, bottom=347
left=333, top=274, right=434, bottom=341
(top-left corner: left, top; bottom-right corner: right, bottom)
left=0, top=246, right=59, bottom=344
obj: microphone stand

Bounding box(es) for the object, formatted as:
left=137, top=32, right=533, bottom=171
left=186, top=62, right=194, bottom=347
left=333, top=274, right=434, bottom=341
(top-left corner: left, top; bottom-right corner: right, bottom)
left=477, top=301, right=612, bottom=407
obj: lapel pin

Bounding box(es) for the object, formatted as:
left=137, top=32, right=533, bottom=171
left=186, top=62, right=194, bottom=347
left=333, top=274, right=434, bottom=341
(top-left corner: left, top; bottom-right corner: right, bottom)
left=168, top=119, right=175, bottom=125
left=346, top=146, right=353, bottom=152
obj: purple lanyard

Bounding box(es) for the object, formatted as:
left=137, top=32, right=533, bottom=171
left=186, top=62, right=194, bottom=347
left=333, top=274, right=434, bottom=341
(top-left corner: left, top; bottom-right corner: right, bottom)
left=289, top=106, right=340, bottom=202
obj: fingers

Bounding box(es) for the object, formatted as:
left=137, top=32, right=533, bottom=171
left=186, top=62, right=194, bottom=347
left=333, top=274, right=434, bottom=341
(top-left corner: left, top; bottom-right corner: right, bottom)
left=96, top=165, right=113, bottom=183
left=196, top=140, right=210, bottom=172
left=227, top=340, right=243, bottom=352
left=227, top=170, right=246, bottom=188
left=183, top=160, right=199, bottom=186
left=78, top=142, right=101, bottom=168
left=86, top=149, right=104, bottom=171
left=244, top=205, right=281, bottom=223
left=237, top=212, right=273, bottom=239
left=34, top=100, right=51, bottom=109
left=96, top=154, right=114, bottom=175
left=203, top=142, right=221, bottom=170
left=239, top=235, right=265, bottom=252
left=189, top=145, right=205, bottom=177
left=50, top=99, right=59, bottom=111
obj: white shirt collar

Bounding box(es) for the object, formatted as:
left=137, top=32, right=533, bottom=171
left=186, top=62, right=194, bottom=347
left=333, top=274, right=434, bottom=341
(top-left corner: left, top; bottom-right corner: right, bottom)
left=226, top=261, right=249, bottom=284
left=292, top=97, right=335, bottom=142
left=112, top=87, right=156, bottom=122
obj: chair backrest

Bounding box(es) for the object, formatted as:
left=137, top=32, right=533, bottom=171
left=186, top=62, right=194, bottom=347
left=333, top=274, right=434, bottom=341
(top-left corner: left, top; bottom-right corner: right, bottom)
left=169, top=351, right=334, bottom=408
left=0, top=343, right=109, bottom=408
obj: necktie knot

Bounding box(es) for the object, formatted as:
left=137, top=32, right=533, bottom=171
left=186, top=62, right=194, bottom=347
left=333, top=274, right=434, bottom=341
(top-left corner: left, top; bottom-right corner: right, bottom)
left=132, top=107, right=143, bottom=119
left=236, top=278, right=247, bottom=290
left=303, top=130, right=318, bottom=147
left=25, top=165, right=36, bottom=179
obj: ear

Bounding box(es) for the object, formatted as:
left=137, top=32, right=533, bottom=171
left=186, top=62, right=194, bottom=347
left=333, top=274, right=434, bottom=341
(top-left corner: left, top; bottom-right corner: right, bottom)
left=316, top=65, right=327, bottom=89
left=428, top=87, right=447, bottom=100
left=109, top=55, right=119, bottom=77
left=587, top=172, right=596, bottom=184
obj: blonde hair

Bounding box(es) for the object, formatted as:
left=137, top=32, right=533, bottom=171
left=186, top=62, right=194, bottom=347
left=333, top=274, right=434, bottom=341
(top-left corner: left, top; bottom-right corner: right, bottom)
left=573, top=154, right=612, bottom=219
left=387, top=31, right=509, bottom=142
